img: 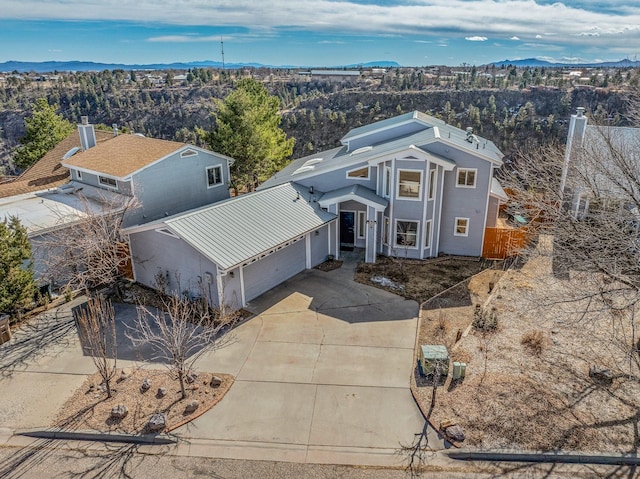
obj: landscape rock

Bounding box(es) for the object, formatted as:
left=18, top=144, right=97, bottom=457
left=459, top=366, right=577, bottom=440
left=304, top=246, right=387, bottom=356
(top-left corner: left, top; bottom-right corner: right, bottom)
left=110, top=405, right=128, bottom=419
left=184, top=400, right=199, bottom=414
left=119, top=370, right=128, bottom=381
left=140, top=378, right=152, bottom=392
left=443, top=424, right=465, bottom=442
left=589, top=365, right=614, bottom=384
left=210, top=376, right=222, bottom=387
left=156, top=387, right=167, bottom=398
left=147, top=413, right=166, bottom=432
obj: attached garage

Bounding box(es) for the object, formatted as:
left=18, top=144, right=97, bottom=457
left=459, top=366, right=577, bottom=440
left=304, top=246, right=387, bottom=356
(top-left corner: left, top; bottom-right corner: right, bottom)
left=243, top=237, right=306, bottom=302
left=126, top=183, right=336, bottom=309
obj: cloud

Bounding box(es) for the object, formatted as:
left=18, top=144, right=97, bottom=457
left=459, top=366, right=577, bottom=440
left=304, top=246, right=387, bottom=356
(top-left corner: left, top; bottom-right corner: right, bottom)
left=414, top=40, right=432, bottom=44
left=510, top=36, right=520, bottom=40
left=318, top=40, right=345, bottom=44
left=148, top=35, right=219, bottom=43
left=48, top=48, right=62, bottom=52
left=4, top=0, right=640, bottom=54
left=465, top=36, right=488, bottom=42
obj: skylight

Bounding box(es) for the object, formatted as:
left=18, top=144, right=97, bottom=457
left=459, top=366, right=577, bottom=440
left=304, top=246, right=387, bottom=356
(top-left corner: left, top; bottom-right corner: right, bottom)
left=292, top=165, right=316, bottom=175
left=350, top=146, right=373, bottom=156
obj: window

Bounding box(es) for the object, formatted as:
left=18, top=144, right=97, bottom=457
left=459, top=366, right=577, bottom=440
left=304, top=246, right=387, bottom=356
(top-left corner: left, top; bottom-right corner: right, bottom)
left=424, top=220, right=432, bottom=248
left=76, top=170, right=82, bottom=180
left=396, top=220, right=418, bottom=248
left=357, top=211, right=366, bottom=239
left=384, top=167, right=391, bottom=198
left=347, top=166, right=369, bottom=179
left=428, top=169, right=436, bottom=200
left=206, top=165, right=223, bottom=188
left=454, top=217, right=469, bottom=236
left=99, top=176, right=117, bottom=188
left=180, top=148, right=198, bottom=158
left=397, top=170, right=422, bottom=199
left=456, top=168, right=477, bottom=188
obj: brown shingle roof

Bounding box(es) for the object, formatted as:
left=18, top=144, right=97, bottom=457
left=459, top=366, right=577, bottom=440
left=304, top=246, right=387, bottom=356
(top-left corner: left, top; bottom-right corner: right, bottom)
left=63, top=134, right=186, bottom=178
left=0, top=129, right=113, bottom=199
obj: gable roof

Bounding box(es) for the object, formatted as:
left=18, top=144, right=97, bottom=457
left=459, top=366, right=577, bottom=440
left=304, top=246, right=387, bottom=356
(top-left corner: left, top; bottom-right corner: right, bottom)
left=260, top=123, right=500, bottom=190
left=127, top=183, right=336, bottom=271
left=340, top=111, right=503, bottom=161
left=0, top=130, right=113, bottom=199
left=319, top=184, right=388, bottom=211
left=62, top=134, right=187, bottom=178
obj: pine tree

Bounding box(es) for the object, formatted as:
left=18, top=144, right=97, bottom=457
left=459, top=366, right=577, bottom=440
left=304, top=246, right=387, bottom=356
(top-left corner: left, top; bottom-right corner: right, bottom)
left=13, top=98, right=74, bottom=170
left=202, top=78, right=294, bottom=193
left=0, top=216, right=36, bottom=314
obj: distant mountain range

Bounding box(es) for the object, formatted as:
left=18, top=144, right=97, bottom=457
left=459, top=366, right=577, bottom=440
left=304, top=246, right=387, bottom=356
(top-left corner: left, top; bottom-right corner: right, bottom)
left=488, top=58, right=640, bottom=68
left=0, top=60, right=401, bottom=73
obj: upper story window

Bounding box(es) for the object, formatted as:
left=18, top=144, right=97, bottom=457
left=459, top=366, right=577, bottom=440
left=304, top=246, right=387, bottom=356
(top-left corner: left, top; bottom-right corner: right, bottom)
left=347, top=166, right=369, bottom=180
left=383, top=167, right=391, bottom=198
left=180, top=148, right=198, bottom=158
left=397, top=169, right=422, bottom=200
left=207, top=165, right=223, bottom=188
left=428, top=169, right=436, bottom=200
left=76, top=170, right=82, bottom=180
left=99, top=176, right=117, bottom=189
left=456, top=168, right=477, bottom=188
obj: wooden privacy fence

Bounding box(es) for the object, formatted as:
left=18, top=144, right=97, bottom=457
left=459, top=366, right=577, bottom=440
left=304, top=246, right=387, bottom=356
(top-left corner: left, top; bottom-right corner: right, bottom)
left=482, top=227, right=528, bottom=260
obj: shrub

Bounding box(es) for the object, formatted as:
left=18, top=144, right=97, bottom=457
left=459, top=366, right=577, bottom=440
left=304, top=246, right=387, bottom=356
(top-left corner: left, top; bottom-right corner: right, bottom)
left=473, top=305, right=498, bottom=332
left=521, top=330, right=548, bottom=355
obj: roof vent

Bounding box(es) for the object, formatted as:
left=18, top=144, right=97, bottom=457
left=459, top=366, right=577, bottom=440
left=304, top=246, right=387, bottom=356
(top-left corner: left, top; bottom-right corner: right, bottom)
left=134, top=133, right=146, bottom=138
left=112, top=123, right=119, bottom=137
left=465, top=127, right=478, bottom=144
left=292, top=165, right=316, bottom=175
left=350, top=146, right=373, bottom=156
left=62, top=147, right=80, bottom=160
left=303, top=158, right=323, bottom=167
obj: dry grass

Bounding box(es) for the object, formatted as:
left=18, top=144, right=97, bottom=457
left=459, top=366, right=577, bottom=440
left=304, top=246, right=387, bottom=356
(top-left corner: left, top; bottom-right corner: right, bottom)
left=55, top=368, right=233, bottom=434
left=412, top=249, right=640, bottom=453
left=355, top=256, right=502, bottom=303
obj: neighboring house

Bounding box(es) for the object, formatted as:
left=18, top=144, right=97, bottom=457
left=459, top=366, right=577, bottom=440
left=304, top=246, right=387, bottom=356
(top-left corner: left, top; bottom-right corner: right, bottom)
left=0, top=129, right=113, bottom=199
left=0, top=117, right=234, bottom=287
left=61, top=118, right=234, bottom=227
left=563, top=107, right=640, bottom=219
left=127, top=111, right=506, bottom=309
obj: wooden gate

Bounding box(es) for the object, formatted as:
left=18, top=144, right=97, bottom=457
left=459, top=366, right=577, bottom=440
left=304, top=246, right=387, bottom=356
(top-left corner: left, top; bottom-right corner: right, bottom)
left=117, top=242, right=134, bottom=280
left=482, top=227, right=528, bottom=260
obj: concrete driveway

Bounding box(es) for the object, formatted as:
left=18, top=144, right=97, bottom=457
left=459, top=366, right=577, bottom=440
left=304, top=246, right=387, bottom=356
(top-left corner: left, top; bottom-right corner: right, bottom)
left=177, top=261, right=438, bottom=466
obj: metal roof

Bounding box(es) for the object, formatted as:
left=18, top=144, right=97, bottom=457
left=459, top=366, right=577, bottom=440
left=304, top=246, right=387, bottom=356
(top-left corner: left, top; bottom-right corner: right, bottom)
left=261, top=111, right=502, bottom=191
left=319, top=185, right=388, bottom=211
left=490, top=178, right=509, bottom=202
left=0, top=182, right=125, bottom=237
left=160, top=183, right=336, bottom=271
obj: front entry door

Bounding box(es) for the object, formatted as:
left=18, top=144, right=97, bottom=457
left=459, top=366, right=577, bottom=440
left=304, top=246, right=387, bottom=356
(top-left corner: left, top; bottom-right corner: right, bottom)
left=340, top=211, right=355, bottom=250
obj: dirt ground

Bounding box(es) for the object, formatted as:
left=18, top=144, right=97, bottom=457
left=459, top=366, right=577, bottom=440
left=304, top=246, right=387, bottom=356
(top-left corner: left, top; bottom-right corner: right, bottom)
left=355, top=256, right=502, bottom=304
left=55, top=368, right=233, bottom=434
left=412, top=239, right=640, bottom=453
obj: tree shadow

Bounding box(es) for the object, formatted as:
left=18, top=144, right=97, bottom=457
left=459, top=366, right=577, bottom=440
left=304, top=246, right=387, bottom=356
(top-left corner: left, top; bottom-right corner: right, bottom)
left=0, top=304, right=77, bottom=378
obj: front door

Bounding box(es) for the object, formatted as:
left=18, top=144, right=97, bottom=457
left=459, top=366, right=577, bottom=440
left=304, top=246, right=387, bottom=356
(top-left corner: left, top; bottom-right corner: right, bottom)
left=340, top=211, right=355, bottom=250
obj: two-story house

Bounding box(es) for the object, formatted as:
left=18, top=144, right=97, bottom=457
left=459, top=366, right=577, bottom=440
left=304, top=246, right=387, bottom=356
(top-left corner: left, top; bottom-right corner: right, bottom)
left=0, top=117, right=234, bottom=287
left=126, top=111, right=506, bottom=309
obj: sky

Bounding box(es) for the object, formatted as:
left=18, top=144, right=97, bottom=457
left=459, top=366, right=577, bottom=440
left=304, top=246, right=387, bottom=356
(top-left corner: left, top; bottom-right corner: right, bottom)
left=1, top=1, right=640, bottom=67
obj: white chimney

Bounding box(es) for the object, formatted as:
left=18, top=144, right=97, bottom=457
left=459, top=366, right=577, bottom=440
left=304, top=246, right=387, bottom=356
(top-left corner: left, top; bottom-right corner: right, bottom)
left=78, top=116, right=96, bottom=151
left=560, top=107, right=589, bottom=194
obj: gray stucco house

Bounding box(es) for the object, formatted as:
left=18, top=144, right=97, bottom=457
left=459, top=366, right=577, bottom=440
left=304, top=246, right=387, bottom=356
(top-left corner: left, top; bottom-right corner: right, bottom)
left=126, top=111, right=506, bottom=309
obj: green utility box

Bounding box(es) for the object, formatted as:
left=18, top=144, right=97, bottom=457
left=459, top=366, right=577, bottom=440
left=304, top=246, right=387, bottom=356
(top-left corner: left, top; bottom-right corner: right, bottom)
left=419, top=345, right=450, bottom=377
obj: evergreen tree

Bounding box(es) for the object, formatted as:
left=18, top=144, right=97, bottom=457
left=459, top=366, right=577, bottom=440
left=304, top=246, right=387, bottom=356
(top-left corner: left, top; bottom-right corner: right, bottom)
left=0, top=216, right=36, bottom=314
left=13, top=98, right=74, bottom=170
left=202, top=78, right=294, bottom=192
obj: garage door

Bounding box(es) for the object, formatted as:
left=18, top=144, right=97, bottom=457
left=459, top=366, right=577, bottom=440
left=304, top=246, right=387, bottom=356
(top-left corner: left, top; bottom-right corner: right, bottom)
left=243, top=238, right=306, bottom=302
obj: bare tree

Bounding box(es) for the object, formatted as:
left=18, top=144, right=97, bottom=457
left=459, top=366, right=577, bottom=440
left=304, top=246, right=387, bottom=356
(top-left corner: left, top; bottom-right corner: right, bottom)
left=128, top=293, right=237, bottom=399
left=74, top=295, right=117, bottom=398
left=500, top=102, right=640, bottom=372
left=35, top=190, right=139, bottom=295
